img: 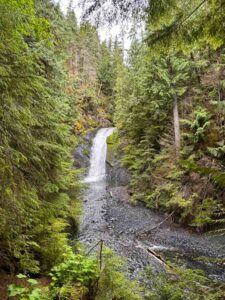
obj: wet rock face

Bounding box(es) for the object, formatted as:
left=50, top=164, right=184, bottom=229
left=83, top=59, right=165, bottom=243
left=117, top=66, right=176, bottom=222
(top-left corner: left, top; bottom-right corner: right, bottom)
left=105, top=130, right=130, bottom=188
left=106, top=160, right=130, bottom=187
left=73, top=131, right=96, bottom=173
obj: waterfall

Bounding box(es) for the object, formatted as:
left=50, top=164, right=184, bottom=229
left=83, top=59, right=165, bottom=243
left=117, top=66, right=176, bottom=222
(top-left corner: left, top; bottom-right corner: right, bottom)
left=84, top=128, right=115, bottom=183
left=80, top=127, right=115, bottom=237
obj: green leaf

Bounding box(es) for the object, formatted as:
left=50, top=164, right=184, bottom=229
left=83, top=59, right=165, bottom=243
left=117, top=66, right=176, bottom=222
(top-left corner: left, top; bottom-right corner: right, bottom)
left=17, top=274, right=27, bottom=279
left=27, top=278, right=38, bottom=285
left=28, top=288, right=41, bottom=300
left=8, top=284, right=26, bottom=297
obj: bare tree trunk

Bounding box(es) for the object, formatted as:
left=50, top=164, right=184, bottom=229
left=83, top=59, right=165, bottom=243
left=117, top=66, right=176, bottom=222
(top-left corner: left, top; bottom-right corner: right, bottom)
left=75, top=50, right=78, bottom=74
left=167, top=57, right=181, bottom=158
left=173, top=95, right=181, bottom=158
left=190, top=52, right=201, bottom=84
left=97, top=83, right=102, bottom=97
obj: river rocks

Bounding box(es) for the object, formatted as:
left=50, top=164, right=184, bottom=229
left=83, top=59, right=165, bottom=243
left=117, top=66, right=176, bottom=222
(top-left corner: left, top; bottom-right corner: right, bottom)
left=77, top=129, right=225, bottom=283
left=104, top=192, right=225, bottom=280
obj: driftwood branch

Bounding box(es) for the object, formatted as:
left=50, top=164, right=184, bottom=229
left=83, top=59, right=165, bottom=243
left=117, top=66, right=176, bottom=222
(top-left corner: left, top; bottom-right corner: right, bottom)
left=146, top=248, right=168, bottom=266
left=0, top=75, right=41, bottom=78
left=99, top=239, right=103, bottom=271
left=136, top=242, right=171, bottom=268
left=86, top=239, right=104, bottom=272
left=91, top=239, right=104, bottom=298
left=106, top=160, right=113, bottom=168
left=138, top=211, right=175, bottom=237
left=86, top=239, right=103, bottom=256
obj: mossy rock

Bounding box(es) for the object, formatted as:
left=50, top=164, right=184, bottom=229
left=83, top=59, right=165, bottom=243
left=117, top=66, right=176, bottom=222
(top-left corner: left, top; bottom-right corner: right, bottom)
left=106, top=131, right=120, bottom=164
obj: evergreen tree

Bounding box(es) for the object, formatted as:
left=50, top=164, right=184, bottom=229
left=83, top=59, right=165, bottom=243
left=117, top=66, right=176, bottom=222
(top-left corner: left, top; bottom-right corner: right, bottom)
left=147, top=0, right=225, bottom=53
left=97, top=41, right=114, bottom=95
left=113, top=36, right=225, bottom=230
left=0, top=0, right=80, bottom=273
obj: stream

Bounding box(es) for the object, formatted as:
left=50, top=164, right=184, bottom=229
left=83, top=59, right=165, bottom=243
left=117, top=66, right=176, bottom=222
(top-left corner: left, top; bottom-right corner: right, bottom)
left=78, top=128, right=225, bottom=281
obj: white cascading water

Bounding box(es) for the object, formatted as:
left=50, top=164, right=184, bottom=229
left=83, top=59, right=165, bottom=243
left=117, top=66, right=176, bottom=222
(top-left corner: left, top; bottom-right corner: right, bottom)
left=84, top=128, right=115, bottom=183
left=80, top=128, right=115, bottom=237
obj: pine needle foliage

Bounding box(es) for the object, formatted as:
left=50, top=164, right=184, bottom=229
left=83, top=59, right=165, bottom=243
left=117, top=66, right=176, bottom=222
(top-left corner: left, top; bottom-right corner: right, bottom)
left=113, top=37, right=225, bottom=231
left=0, top=0, right=81, bottom=273
left=147, top=0, right=225, bottom=53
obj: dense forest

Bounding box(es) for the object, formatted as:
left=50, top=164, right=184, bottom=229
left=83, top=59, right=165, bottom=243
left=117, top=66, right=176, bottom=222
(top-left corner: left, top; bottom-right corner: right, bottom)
left=0, top=0, right=225, bottom=299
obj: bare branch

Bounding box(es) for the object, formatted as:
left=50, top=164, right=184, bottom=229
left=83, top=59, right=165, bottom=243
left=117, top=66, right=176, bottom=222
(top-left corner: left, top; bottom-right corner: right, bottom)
left=79, top=0, right=148, bottom=25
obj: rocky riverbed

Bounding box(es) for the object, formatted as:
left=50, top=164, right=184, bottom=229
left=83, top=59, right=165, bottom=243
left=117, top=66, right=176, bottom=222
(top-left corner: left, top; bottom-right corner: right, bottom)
left=77, top=129, right=225, bottom=282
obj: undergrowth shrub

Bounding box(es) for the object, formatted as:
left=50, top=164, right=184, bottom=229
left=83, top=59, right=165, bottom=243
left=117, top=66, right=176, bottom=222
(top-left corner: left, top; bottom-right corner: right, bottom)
left=8, top=274, right=45, bottom=300
left=95, top=248, right=141, bottom=300
left=8, top=248, right=141, bottom=300
left=49, top=251, right=98, bottom=299
left=145, top=266, right=225, bottom=300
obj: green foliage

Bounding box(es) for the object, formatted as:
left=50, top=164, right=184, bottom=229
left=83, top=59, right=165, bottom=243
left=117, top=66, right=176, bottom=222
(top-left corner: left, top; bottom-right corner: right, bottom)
left=113, top=34, right=225, bottom=231
left=145, top=266, right=225, bottom=299
left=0, top=0, right=82, bottom=273
left=191, top=198, right=216, bottom=227
left=97, top=41, right=115, bottom=95
left=146, top=0, right=225, bottom=53
left=2, top=0, right=225, bottom=298
left=8, top=274, right=42, bottom=300
left=0, top=0, right=116, bottom=275
left=106, top=131, right=121, bottom=164
left=49, top=248, right=141, bottom=300
left=95, top=248, right=141, bottom=300
left=49, top=252, right=98, bottom=299
left=182, top=108, right=211, bottom=148
left=50, top=253, right=97, bottom=288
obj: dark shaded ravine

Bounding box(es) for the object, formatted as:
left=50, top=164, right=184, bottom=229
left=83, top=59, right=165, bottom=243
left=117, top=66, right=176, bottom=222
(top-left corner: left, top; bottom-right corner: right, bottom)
left=78, top=128, right=225, bottom=281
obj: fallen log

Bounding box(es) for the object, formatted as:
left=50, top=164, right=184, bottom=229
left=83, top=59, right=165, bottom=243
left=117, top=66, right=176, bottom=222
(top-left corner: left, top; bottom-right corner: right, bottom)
left=146, top=248, right=168, bottom=266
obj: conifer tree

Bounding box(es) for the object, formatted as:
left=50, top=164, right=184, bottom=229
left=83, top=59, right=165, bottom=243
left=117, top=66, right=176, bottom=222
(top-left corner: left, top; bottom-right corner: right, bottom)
left=0, top=0, right=80, bottom=273
left=147, top=0, right=225, bottom=53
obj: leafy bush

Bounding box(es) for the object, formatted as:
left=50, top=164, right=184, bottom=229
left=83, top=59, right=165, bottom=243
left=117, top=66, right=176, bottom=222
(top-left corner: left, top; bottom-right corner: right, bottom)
left=95, top=248, right=141, bottom=300
left=8, top=274, right=43, bottom=300
left=49, top=248, right=141, bottom=300
left=49, top=252, right=98, bottom=299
